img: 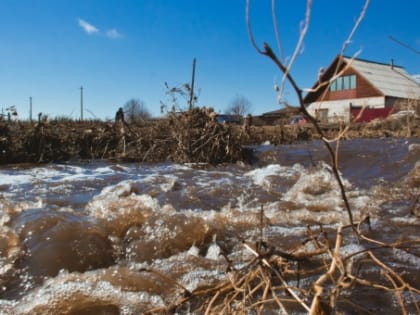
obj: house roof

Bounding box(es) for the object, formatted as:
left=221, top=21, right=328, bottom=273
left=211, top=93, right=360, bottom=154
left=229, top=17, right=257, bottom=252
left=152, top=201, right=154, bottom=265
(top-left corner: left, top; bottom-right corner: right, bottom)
left=344, top=56, right=420, bottom=99
left=303, top=55, right=420, bottom=103
left=261, top=107, right=300, bottom=117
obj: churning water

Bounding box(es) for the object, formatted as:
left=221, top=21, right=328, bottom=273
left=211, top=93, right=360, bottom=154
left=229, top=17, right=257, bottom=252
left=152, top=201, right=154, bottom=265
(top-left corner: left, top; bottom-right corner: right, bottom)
left=0, top=138, right=419, bottom=314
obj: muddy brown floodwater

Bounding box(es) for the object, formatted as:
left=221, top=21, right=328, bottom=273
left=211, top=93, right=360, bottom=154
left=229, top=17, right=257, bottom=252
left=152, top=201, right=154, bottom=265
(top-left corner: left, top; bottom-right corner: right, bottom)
left=0, top=138, right=419, bottom=314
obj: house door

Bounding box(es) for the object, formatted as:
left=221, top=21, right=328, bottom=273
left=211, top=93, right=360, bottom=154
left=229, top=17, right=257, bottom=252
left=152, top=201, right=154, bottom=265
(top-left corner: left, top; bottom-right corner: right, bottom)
left=318, top=108, right=328, bottom=123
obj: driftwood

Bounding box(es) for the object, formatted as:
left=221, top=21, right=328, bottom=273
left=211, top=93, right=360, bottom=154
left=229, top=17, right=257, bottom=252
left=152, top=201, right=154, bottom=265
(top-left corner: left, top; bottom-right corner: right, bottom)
left=0, top=108, right=244, bottom=165
left=1, top=112, right=418, bottom=165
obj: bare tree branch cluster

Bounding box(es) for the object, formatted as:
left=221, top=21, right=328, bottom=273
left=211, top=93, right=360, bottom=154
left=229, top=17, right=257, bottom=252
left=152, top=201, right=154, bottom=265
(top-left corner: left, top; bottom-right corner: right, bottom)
left=144, top=214, right=419, bottom=314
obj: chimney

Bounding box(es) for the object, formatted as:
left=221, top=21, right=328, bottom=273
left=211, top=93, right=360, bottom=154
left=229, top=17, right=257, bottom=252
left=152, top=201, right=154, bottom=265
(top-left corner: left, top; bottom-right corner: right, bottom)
left=391, top=58, right=394, bottom=69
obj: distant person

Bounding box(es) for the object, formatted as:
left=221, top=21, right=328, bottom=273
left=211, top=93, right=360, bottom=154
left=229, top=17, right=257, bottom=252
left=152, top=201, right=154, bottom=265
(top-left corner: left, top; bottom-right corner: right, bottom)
left=243, top=114, right=252, bottom=134
left=247, top=114, right=252, bottom=127
left=115, top=107, right=125, bottom=122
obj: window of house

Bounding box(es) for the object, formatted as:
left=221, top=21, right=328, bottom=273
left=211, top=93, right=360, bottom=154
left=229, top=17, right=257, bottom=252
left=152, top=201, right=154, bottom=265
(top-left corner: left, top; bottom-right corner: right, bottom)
left=336, top=77, right=343, bottom=90
left=349, top=74, right=356, bottom=89
left=330, top=80, right=337, bottom=91
left=330, top=74, right=356, bottom=91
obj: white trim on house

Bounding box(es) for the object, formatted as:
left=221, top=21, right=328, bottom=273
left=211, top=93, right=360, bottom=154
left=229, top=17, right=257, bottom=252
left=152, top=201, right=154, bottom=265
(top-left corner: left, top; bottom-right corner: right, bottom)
left=306, top=96, right=385, bottom=122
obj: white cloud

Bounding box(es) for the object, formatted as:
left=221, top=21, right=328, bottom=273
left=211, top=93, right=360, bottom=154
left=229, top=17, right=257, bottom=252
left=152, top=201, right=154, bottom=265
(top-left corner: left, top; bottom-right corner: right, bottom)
left=77, top=18, right=99, bottom=35
left=106, top=28, right=122, bottom=39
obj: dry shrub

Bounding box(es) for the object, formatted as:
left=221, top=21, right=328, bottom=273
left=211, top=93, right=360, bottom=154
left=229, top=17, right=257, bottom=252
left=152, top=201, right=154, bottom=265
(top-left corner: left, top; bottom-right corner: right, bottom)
left=370, top=117, right=402, bottom=131
left=143, top=215, right=420, bottom=314
left=163, top=107, right=243, bottom=164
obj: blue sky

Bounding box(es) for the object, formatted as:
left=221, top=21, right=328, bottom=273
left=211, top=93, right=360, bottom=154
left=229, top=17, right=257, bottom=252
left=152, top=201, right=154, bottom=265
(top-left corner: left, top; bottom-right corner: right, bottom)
left=1, top=0, right=419, bottom=120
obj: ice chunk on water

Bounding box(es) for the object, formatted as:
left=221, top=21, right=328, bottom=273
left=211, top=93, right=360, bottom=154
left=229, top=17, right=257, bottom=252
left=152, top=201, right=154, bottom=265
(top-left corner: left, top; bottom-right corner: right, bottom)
left=187, top=244, right=200, bottom=256
left=205, top=235, right=221, bottom=260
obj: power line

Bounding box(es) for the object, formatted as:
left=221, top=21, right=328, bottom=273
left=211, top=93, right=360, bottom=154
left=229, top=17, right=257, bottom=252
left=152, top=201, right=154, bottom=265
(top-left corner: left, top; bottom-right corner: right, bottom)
left=389, top=35, right=420, bottom=55
left=85, top=108, right=98, bottom=119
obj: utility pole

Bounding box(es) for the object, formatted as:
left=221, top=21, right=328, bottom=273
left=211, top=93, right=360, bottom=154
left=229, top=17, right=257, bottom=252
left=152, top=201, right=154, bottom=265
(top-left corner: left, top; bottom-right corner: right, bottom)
left=80, top=86, right=84, bottom=120
left=189, top=58, right=196, bottom=110
left=29, top=96, right=33, bottom=122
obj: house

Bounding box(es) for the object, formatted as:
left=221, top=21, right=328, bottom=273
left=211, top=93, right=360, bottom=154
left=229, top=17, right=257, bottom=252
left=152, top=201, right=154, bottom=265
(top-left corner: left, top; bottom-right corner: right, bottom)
left=216, top=114, right=241, bottom=124
left=303, top=55, right=420, bottom=123
left=257, top=107, right=300, bottom=125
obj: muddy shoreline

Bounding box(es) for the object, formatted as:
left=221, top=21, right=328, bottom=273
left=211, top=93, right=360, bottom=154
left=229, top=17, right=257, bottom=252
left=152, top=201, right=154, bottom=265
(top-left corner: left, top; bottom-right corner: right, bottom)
left=1, top=111, right=419, bottom=165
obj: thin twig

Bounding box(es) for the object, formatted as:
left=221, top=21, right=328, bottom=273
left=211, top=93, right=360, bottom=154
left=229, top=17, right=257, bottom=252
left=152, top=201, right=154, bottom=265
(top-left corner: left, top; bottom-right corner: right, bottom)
left=340, top=0, right=371, bottom=55
left=243, top=242, right=311, bottom=312
left=271, top=0, right=286, bottom=62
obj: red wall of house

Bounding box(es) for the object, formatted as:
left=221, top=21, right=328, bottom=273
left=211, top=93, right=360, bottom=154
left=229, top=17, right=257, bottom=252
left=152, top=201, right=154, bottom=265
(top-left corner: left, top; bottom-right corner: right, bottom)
left=351, top=107, right=394, bottom=122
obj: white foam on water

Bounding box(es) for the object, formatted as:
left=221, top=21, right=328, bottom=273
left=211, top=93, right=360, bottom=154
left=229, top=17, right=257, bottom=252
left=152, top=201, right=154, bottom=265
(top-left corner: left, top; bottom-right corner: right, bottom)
left=180, top=269, right=224, bottom=293
left=408, top=143, right=420, bottom=153
left=392, top=248, right=420, bottom=266
left=0, top=173, right=33, bottom=186
left=148, top=250, right=227, bottom=293
left=192, top=169, right=236, bottom=187
left=268, top=225, right=310, bottom=237
left=0, top=300, right=17, bottom=314
left=93, top=180, right=135, bottom=200
left=339, top=243, right=367, bottom=258
left=196, top=176, right=234, bottom=190
left=348, top=192, right=371, bottom=209
left=106, top=163, right=133, bottom=173
left=245, top=164, right=300, bottom=189
left=49, top=165, right=117, bottom=183
left=142, top=217, right=176, bottom=242
left=31, top=166, right=69, bottom=179
left=140, top=173, right=179, bottom=192
left=0, top=205, right=11, bottom=226
left=86, top=180, right=160, bottom=219
left=283, top=162, right=351, bottom=210
left=0, top=198, right=44, bottom=220
left=159, top=176, right=177, bottom=192
left=390, top=216, right=419, bottom=225
left=12, top=276, right=164, bottom=315
left=0, top=164, right=117, bottom=202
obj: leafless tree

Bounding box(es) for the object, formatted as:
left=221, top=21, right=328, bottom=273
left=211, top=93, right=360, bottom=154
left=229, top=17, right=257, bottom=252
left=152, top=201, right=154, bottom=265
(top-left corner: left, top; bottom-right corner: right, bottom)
left=225, top=95, right=252, bottom=117
left=161, top=82, right=200, bottom=114
left=123, top=98, right=151, bottom=124
left=246, top=0, right=371, bottom=228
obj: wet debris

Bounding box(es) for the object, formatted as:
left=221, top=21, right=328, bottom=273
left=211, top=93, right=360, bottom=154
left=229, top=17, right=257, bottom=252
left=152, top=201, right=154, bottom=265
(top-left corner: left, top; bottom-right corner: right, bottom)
left=0, top=110, right=418, bottom=165
left=0, top=108, right=243, bottom=165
